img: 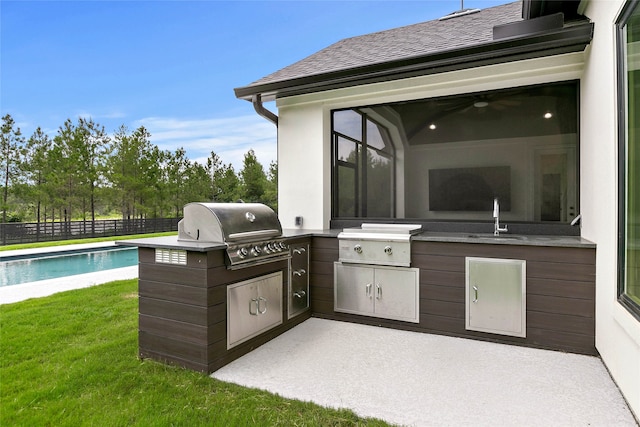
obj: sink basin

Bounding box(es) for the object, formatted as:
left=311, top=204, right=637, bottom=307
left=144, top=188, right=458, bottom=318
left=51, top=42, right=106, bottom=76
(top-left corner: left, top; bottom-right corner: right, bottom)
left=467, top=234, right=528, bottom=241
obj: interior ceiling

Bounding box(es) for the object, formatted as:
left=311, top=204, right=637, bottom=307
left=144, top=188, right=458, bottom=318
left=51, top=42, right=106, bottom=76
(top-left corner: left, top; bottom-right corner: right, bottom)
left=385, top=83, right=578, bottom=145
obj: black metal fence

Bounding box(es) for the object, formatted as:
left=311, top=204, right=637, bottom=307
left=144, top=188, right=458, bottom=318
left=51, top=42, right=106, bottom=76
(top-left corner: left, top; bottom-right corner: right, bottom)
left=0, top=218, right=180, bottom=246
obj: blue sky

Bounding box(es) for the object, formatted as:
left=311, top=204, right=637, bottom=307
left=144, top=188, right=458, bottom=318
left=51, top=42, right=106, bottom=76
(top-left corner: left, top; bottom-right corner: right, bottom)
left=1, top=0, right=510, bottom=170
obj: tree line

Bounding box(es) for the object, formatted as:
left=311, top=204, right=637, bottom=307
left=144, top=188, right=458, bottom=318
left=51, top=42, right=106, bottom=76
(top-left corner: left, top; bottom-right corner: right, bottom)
left=1, top=114, right=277, bottom=224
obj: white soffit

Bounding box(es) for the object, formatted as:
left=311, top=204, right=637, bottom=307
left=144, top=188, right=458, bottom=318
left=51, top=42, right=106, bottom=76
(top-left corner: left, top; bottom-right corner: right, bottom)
left=276, top=51, right=586, bottom=109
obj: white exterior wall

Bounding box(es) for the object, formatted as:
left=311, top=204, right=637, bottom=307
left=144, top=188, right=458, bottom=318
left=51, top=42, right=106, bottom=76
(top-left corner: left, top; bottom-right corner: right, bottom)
left=581, top=0, right=640, bottom=418
left=277, top=103, right=330, bottom=229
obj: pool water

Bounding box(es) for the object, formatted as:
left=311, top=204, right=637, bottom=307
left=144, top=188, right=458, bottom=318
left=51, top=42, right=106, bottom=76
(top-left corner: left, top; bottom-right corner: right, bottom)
left=0, top=247, right=138, bottom=287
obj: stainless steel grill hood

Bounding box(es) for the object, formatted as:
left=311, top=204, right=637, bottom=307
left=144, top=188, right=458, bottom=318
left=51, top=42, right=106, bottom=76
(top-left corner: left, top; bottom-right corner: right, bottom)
left=178, top=202, right=288, bottom=269
left=178, top=202, right=282, bottom=243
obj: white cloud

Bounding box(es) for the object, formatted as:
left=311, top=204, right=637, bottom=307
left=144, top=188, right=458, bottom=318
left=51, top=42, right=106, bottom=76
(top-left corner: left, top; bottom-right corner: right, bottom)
left=134, top=115, right=277, bottom=171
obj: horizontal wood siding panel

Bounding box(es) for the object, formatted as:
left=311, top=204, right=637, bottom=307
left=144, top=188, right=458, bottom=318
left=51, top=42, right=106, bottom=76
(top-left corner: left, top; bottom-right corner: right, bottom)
left=139, top=264, right=207, bottom=287
left=527, top=277, right=594, bottom=299
left=420, top=298, right=464, bottom=319
left=413, top=254, right=463, bottom=272
left=526, top=328, right=596, bottom=355
left=527, top=261, right=595, bottom=282
left=138, top=280, right=214, bottom=306
left=527, top=294, right=595, bottom=318
left=421, top=270, right=465, bottom=287
left=139, top=331, right=208, bottom=365
left=421, top=284, right=465, bottom=304
left=311, top=286, right=333, bottom=303
left=527, top=311, right=595, bottom=335
left=139, top=314, right=209, bottom=345
left=312, top=237, right=339, bottom=250
left=139, top=297, right=223, bottom=326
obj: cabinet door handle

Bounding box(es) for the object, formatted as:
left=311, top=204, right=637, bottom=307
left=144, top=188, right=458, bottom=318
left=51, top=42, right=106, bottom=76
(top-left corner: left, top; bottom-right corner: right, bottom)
left=257, top=296, right=267, bottom=314
left=249, top=298, right=259, bottom=315
left=366, top=283, right=372, bottom=297
left=293, top=248, right=306, bottom=255
left=473, top=285, right=479, bottom=303
left=293, top=290, right=306, bottom=298
left=376, top=284, right=382, bottom=300
left=293, top=269, right=306, bottom=277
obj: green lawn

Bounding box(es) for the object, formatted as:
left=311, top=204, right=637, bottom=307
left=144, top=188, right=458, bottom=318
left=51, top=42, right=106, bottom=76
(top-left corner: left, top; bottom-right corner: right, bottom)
left=0, top=280, right=391, bottom=426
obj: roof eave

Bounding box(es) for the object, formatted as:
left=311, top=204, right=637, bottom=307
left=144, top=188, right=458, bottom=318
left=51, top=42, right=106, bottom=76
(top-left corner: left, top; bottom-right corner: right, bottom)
left=234, top=21, right=593, bottom=102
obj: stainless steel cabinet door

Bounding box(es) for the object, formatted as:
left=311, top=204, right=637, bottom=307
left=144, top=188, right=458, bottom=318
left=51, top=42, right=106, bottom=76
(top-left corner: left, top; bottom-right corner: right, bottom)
left=374, top=266, right=419, bottom=322
left=466, top=258, right=526, bottom=338
left=227, top=272, right=283, bottom=349
left=258, top=273, right=283, bottom=332
left=334, top=263, right=374, bottom=315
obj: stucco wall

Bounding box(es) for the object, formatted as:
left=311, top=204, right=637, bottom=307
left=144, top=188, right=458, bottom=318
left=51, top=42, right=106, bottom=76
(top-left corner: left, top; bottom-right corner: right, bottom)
left=581, top=0, right=640, bottom=418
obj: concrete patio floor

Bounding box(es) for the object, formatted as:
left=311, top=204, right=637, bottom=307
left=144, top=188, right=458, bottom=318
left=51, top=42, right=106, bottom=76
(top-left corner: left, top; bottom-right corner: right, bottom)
left=212, top=317, right=637, bottom=427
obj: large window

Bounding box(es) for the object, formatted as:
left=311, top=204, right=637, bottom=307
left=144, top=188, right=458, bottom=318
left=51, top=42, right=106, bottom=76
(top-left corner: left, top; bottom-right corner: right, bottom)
left=331, top=82, right=579, bottom=230
left=618, top=0, right=640, bottom=318
left=332, top=110, right=395, bottom=218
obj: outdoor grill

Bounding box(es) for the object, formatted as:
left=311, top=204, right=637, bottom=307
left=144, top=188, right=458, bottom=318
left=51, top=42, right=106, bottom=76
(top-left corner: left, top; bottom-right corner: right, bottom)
left=337, top=223, right=423, bottom=267
left=178, top=202, right=289, bottom=269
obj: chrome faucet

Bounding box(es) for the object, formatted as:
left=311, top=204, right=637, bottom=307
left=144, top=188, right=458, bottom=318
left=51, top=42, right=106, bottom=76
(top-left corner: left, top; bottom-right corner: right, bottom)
left=493, top=197, right=508, bottom=236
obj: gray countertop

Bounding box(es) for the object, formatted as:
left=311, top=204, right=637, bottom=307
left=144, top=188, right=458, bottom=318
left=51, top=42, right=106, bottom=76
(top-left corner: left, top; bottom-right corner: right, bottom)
left=412, top=231, right=595, bottom=248
left=118, top=229, right=595, bottom=250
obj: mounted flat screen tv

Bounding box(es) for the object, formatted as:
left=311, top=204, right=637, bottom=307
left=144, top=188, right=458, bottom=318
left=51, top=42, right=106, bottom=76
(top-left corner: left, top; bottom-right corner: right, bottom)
left=429, top=166, right=511, bottom=211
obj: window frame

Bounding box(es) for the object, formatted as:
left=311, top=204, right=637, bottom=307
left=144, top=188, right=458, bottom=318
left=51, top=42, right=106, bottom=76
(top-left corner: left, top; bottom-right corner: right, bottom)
left=616, top=0, right=640, bottom=320
left=331, top=109, right=396, bottom=219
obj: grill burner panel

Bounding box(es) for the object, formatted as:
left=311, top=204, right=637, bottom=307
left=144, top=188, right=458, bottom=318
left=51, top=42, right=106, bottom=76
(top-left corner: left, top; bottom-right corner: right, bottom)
left=226, top=239, right=289, bottom=270
left=338, top=224, right=422, bottom=267
left=178, top=202, right=289, bottom=269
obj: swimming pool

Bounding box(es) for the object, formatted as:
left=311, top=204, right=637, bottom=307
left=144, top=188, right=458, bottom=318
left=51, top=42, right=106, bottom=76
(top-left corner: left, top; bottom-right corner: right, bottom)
left=0, top=246, right=138, bottom=287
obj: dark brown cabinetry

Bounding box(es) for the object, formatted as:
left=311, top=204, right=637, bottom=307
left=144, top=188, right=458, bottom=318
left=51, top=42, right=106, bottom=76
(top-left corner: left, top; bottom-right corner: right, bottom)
left=311, top=237, right=596, bottom=355
left=137, top=243, right=309, bottom=373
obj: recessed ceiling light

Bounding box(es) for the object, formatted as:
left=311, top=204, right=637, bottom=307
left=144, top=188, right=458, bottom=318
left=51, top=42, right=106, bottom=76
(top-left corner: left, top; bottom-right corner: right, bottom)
left=473, top=101, right=489, bottom=108
left=429, top=124, right=436, bottom=130
left=544, top=112, right=553, bottom=119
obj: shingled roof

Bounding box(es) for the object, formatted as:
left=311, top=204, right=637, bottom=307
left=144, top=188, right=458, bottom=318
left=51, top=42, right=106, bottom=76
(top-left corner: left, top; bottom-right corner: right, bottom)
left=235, top=0, right=592, bottom=101
left=254, top=2, right=521, bottom=86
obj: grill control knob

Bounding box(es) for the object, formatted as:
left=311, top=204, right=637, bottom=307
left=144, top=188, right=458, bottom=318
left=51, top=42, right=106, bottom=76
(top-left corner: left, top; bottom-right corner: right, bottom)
left=279, top=242, right=288, bottom=250
left=237, top=247, right=249, bottom=259
left=354, top=244, right=362, bottom=254
left=384, top=245, right=393, bottom=255
left=251, top=246, right=262, bottom=256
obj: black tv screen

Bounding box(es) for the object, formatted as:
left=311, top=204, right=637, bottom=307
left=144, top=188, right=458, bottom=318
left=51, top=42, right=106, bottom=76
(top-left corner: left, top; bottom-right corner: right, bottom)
left=429, top=166, right=511, bottom=211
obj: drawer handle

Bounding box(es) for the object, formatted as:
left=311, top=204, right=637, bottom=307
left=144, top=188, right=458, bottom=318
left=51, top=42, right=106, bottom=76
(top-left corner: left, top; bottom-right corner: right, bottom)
left=293, top=269, right=306, bottom=277
left=249, top=298, right=259, bottom=315
left=293, top=248, right=306, bottom=255
left=257, top=296, right=267, bottom=314
left=384, top=245, right=392, bottom=255
left=473, top=285, right=479, bottom=303
left=354, top=244, right=362, bottom=254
